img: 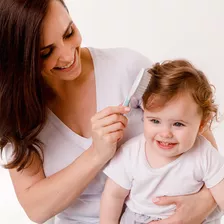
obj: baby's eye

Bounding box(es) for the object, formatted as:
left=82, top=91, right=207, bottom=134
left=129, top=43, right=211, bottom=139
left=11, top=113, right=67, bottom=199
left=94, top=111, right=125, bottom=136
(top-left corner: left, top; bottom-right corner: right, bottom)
left=173, top=122, right=185, bottom=127
left=150, top=119, right=160, bottom=124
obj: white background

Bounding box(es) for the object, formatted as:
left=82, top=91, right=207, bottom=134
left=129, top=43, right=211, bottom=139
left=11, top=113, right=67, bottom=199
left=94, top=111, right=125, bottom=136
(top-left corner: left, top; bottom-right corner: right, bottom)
left=0, top=0, right=224, bottom=223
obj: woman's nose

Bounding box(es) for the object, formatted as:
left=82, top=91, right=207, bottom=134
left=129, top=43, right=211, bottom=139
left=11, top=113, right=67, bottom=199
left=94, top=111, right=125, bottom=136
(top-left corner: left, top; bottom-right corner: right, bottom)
left=58, top=44, right=74, bottom=64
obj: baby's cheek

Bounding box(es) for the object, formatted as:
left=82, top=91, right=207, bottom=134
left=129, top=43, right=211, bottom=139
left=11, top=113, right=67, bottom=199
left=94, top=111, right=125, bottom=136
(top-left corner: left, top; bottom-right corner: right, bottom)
left=181, top=130, right=198, bottom=147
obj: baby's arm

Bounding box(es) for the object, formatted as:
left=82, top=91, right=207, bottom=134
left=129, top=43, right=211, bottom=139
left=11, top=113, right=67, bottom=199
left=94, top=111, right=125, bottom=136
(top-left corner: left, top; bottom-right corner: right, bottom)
left=209, top=179, right=224, bottom=210
left=100, top=177, right=129, bottom=224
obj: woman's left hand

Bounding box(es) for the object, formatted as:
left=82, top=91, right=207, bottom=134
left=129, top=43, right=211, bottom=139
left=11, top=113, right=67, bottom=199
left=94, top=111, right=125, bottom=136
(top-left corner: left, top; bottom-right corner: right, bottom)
left=150, top=186, right=216, bottom=224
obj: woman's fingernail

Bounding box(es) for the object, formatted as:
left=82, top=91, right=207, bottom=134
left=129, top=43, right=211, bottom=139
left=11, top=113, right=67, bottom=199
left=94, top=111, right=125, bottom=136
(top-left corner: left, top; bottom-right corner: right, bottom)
left=124, top=107, right=130, bottom=111
left=152, top=197, right=160, bottom=203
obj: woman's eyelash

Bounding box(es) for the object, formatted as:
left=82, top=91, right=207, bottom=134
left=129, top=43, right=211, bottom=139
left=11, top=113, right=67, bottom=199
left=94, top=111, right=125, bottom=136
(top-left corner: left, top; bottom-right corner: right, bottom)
left=40, top=28, right=74, bottom=59
left=64, top=28, right=74, bottom=39
left=40, top=48, right=53, bottom=59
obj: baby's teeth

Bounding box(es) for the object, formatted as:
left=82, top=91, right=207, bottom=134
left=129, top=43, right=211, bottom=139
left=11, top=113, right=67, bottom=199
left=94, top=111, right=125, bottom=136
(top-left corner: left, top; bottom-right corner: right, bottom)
left=160, top=141, right=169, bottom=146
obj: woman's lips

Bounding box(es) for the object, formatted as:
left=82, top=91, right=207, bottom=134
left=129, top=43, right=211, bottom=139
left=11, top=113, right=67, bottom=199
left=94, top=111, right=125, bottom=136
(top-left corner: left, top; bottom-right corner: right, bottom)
left=53, top=50, right=77, bottom=72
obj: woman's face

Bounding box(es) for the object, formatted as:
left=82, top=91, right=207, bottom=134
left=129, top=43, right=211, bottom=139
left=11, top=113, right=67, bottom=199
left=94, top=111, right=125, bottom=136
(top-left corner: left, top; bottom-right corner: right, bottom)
left=40, top=0, right=82, bottom=81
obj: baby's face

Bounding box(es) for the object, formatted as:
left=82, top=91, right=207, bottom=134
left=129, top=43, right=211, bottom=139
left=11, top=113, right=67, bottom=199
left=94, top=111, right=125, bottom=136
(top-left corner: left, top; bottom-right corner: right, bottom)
left=143, top=92, right=202, bottom=161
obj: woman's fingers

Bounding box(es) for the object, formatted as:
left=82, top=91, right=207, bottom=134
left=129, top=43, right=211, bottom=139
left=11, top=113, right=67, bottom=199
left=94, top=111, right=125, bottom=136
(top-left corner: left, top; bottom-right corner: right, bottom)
left=92, top=113, right=128, bottom=130
left=103, top=130, right=124, bottom=144
left=149, top=196, right=181, bottom=224
left=91, top=106, right=130, bottom=122
left=95, top=122, right=125, bottom=138
left=152, top=195, right=179, bottom=206
left=150, top=189, right=214, bottom=224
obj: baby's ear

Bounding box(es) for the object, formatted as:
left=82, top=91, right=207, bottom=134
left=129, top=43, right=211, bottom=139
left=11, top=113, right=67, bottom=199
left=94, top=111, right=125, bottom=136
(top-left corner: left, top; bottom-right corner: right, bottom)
left=199, top=116, right=212, bottom=134
left=199, top=123, right=206, bottom=134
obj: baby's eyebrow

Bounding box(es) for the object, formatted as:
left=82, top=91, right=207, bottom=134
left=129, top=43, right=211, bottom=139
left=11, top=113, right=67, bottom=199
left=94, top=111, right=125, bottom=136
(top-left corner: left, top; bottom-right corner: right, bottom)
left=170, top=119, right=189, bottom=124
left=146, top=116, right=159, bottom=119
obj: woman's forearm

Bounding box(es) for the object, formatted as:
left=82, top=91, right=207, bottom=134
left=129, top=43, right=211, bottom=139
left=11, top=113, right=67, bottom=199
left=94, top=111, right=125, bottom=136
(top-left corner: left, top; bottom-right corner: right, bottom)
left=16, top=146, right=105, bottom=223
left=200, top=185, right=217, bottom=214
left=201, top=128, right=218, bottom=149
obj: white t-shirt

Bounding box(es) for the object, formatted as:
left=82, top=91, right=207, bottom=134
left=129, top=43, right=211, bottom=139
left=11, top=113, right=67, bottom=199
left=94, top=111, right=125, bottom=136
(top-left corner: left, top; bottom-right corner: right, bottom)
left=10, top=47, right=150, bottom=223
left=104, top=134, right=224, bottom=222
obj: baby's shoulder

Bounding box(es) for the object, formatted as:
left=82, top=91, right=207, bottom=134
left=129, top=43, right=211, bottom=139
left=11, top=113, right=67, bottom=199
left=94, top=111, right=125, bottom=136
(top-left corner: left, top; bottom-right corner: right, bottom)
left=119, top=133, right=145, bottom=157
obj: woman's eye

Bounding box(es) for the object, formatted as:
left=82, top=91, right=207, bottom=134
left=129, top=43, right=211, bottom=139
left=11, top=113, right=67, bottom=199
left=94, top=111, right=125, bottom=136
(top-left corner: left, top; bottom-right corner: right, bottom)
left=64, top=27, right=74, bottom=39
left=150, top=119, right=160, bottom=124
left=40, top=48, right=52, bottom=59
left=174, top=122, right=185, bottom=127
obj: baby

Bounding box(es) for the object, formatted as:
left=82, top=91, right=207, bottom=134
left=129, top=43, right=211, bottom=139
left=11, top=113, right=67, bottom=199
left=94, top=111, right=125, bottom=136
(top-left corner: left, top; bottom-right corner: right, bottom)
left=100, top=60, right=224, bottom=224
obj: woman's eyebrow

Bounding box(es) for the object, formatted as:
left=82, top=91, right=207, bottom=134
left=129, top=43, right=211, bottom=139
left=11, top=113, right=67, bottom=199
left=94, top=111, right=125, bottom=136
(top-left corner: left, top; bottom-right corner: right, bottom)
left=40, top=21, right=73, bottom=51
left=41, top=43, right=54, bottom=51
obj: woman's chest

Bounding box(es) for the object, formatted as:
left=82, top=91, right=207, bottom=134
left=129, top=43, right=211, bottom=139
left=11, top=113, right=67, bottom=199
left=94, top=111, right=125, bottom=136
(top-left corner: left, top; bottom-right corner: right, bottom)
left=51, top=80, right=97, bottom=138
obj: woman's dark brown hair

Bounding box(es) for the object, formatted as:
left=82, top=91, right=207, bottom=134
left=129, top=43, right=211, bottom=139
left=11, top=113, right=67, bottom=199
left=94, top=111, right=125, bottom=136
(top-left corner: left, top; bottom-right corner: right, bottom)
left=143, top=60, right=218, bottom=126
left=0, top=0, right=67, bottom=171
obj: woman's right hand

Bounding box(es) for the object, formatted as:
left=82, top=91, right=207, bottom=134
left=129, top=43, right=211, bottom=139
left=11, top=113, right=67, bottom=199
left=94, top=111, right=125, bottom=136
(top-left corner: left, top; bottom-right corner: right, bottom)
left=90, top=105, right=130, bottom=164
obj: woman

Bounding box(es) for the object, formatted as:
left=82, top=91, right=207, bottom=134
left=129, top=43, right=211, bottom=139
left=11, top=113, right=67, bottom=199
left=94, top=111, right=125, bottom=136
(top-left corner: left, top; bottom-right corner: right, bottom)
left=0, top=0, right=217, bottom=223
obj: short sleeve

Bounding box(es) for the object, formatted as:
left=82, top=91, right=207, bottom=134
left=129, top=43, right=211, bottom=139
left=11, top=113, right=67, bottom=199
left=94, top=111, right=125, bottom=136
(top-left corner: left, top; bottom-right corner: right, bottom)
left=202, top=144, right=224, bottom=188
left=103, top=145, right=133, bottom=190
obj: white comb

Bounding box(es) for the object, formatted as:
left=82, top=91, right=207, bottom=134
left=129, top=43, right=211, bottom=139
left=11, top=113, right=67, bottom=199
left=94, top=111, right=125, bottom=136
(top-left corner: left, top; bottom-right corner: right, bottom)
left=123, top=68, right=150, bottom=107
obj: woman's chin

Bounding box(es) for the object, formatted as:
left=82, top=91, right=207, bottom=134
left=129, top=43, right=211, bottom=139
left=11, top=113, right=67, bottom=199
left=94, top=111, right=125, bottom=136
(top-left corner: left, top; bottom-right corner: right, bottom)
left=54, top=59, right=82, bottom=81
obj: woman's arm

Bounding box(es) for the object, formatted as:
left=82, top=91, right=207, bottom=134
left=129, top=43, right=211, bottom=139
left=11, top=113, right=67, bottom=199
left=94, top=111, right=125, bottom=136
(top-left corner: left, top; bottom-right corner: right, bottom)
left=10, top=148, right=104, bottom=223
left=9, top=106, right=130, bottom=223
left=210, top=179, right=224, bottom=210
left=100, top=178, right=129, bottom=224
left=201, top=128, right=218, bottom=149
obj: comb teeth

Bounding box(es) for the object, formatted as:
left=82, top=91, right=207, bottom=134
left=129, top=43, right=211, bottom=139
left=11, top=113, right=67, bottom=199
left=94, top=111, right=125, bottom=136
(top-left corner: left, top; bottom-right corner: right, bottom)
left=123, top=68, right=151, bottom=107
left=134, top=69, right=150, bottom=99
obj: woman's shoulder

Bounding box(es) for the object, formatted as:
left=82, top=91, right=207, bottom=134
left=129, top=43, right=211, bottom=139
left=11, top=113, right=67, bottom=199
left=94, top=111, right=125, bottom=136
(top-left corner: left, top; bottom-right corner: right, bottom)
left=89, top=46, right=140, bottom=56
left=88, top=47, right=152, bottom=67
